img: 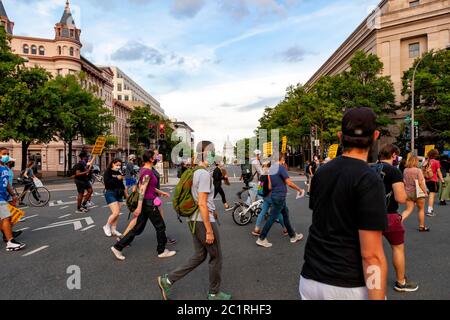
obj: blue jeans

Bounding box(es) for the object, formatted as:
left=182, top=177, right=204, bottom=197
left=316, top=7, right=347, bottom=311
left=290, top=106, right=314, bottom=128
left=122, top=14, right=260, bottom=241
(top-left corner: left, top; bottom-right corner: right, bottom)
left=255, top=196, right=285, bottom=230
left=260, top=196, right=295, bottom=240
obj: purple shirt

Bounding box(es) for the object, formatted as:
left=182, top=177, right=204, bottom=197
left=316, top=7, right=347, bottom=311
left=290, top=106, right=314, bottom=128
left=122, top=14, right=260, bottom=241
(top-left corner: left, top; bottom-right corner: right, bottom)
left=139, top=168, right=158, bottom=200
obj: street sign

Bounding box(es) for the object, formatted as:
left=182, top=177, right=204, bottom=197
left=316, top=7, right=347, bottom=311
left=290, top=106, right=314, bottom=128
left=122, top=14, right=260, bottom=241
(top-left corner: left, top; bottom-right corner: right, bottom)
left=282, top=136, right=287, bottom=153
left=424, top=145, right=435, bottom=158
left=91, top=136, right=107, bottom=156
left=328, top=144, right=339, bottom=159
left=33, top=217, right=94, bottom=232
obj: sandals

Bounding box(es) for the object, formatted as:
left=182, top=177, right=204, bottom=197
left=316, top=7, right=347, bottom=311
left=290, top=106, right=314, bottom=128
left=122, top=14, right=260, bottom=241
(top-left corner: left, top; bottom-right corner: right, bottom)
left=419, top=226, right=430, bottom=232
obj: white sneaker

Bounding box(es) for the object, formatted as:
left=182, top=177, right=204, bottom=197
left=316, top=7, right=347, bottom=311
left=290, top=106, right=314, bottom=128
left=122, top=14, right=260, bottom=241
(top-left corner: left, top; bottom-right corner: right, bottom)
left=290, top=233, right=304, bottom=244
left=103, top=225, right=112, bottom=237
left=111, top=247, right=125, bottom=261
left=6, top=239, right=26, bottom=252
left=111, top=229, right=122, bottom=238
left=158, top=249, right=177, bottom=258
left=256, top=238, right=273, bottom=248
left=87, top=201, right=95, bottom=207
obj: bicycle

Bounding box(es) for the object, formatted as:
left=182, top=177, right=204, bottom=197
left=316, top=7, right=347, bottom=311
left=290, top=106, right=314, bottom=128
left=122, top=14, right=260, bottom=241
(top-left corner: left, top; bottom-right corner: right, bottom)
left=13, top=178, right=51, bottom=207
left=89, top=165, right=104, bottom=186
left=228, top=185, right=266, bottom=226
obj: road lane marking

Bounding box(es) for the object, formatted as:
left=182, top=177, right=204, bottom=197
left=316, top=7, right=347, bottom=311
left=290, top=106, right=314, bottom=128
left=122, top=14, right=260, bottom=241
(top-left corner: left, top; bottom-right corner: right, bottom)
left=58, top=214, right=72, bottom=219
left=21, top=215, right=39, bottom=221
left=16, top=227, right=30, bottom=232
left=81, top=225, right=96, bottom=232
left=60, top=206, right=69, bottom=210
left=33, top=217, right=94, bottom=232
left=22, top=246, right=49, bottom=257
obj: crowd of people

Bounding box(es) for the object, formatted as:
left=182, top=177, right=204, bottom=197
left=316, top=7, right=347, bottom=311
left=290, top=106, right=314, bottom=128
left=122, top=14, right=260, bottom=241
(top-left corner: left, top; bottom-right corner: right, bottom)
left=1, top=106, right=449, bottom=301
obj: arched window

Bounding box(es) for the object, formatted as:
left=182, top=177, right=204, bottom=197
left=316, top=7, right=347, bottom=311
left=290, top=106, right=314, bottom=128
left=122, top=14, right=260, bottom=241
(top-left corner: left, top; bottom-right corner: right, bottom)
left=31, top=45, right=37, bottom=55
left=58, top=46, right=62, bottom=55
left=70, top=47, right=74, bottom=56
left=23, top=44, right=29, bottom=54
left=39, top=46, right=45, bottom=56
left=76, top=49, right=79, bottom=57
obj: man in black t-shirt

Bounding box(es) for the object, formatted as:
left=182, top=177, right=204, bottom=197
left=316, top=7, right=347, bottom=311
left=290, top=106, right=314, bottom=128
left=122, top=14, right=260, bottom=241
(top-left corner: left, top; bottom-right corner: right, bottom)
left=300, top=108, right=388, bottom=300
left=74, top=152, right=94, bottom=213
left=378, top=145, right=419, bottom=293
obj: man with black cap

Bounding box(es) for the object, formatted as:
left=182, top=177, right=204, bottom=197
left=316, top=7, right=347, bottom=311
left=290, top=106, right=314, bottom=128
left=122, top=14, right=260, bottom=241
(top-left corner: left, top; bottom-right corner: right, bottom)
left=300, top=107, right=388, bottom=300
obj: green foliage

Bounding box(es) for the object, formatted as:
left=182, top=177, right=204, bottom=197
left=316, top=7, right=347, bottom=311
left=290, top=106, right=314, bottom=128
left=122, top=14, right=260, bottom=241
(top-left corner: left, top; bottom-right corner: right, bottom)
left=401, top=49, right=450, bottom=148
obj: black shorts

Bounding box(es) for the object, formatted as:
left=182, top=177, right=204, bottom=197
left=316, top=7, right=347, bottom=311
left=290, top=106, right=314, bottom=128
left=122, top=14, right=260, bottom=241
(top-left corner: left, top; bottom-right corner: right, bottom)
left=426, top=181, right=438, bottom=193
left=75, top=180, right=92, bottom=194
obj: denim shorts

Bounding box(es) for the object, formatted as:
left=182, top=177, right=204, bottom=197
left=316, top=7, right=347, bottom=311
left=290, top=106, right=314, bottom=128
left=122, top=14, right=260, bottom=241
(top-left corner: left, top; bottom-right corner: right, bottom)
left=104, top=190, right=125, bottom=205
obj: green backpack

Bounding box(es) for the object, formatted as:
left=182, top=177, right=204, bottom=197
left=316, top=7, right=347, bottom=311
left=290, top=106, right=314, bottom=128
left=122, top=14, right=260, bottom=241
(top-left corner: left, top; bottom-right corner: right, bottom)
left=172, top=167, right=202, bottom=220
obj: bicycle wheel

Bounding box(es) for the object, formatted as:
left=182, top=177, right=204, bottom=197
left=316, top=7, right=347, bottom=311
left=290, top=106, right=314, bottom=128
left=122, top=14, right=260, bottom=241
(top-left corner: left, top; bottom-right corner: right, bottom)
left=28, top=187, right=51, bottom=207
left=232, top=204, right=252, bottom=226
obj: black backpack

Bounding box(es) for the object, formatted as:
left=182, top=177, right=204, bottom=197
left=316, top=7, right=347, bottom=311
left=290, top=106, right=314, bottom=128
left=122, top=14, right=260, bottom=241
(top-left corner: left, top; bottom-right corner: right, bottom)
left=370, top=162, right=392, bottom=206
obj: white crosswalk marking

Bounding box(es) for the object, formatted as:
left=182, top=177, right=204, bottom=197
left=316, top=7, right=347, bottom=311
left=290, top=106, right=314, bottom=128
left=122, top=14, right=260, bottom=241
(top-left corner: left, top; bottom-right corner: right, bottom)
left=81, top=225, right=96, bottom=232
left=22, top=246, right=49, bottom=257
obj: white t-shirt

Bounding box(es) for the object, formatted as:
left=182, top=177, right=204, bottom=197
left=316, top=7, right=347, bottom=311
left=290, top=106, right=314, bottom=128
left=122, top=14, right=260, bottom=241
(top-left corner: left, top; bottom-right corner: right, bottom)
left=190, top=168, right=216, bottom=223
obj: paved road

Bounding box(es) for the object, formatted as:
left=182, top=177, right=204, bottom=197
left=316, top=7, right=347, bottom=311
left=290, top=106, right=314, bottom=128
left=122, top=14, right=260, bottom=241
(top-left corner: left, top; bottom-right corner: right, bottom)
left=1, top=177, right=449, bottom=300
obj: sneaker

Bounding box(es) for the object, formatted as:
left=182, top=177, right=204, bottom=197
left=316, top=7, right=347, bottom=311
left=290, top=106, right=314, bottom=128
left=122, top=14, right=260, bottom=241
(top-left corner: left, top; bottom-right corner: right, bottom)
left=76, top=208, right=88, bottom=214
left=290, top=233, right=304, bottom=244
left=426, top=212, right=436, bottom=217
left=439, top=200, right=447, bottom=206
left=112, top=230, right=122, bottom=238
left=111, top=247, right=125, bottom=261
left=207, top=292, right=232, bottom=301
left=256, top=238, right=273, bottom=248
left=87, top=201, right=95, bottom=207
left=394, top=279, right=419, bottom=293
left=6, top=239, right=26, bottom=252
left=3, top=231, right=22, bottom=243
left=157, top=275, right=172, bottom=301
left=103, top=225, right=112, bottom=237
left=158, top=249, right=177, bottom=258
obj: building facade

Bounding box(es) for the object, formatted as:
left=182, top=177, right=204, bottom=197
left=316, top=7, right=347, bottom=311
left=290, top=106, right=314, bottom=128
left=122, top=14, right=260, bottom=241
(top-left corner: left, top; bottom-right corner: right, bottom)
left=0, top=0, right=125, bottom=176
left=110, top=66, right=166, bottom=118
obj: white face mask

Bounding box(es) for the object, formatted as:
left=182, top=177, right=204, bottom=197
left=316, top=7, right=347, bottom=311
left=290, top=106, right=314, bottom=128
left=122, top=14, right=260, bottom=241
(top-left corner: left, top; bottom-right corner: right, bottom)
left=113, top=166, right=121, bottom=171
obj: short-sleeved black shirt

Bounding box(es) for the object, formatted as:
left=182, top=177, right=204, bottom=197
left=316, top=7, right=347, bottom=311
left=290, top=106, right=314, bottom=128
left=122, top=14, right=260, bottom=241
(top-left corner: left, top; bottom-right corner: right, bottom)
left=380, top=162, right=404, bottom=214
left=301, top=156, right=388, bottom=288
left=74, top=162, right=89, bottom=182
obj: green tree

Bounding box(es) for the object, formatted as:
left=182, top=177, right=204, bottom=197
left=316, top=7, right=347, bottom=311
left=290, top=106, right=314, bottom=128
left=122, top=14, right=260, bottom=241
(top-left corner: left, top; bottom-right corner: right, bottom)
left=44, top=74, right=114, bottom=174
left=0, top=67, right=54, bottom=170
left=401, top=49, right=450, bottom=149
left=0, top=27, right=25, bottom=96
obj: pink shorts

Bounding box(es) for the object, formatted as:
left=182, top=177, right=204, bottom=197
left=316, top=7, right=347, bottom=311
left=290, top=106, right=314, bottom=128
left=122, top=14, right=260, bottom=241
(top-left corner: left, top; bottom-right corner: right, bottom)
left=383, top=213, right=405, bottom=246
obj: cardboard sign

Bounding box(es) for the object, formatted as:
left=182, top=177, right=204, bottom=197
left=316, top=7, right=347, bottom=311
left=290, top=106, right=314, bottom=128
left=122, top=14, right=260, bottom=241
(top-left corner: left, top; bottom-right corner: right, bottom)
left=91, top=136, right=107, bottom=156
left=282, top=136, right=288, bottom=153
left=8, top=205, right=25, bottom=226
left=424, top=145, right=435, bottom=158
left=328, top=144, right=339, bottom=159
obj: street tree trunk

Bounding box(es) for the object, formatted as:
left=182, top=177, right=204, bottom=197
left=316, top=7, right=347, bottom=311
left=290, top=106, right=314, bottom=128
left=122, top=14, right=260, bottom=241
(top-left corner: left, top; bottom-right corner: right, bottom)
left=21, top=141, right=31, bottom=171
left=68, top=140, right=73, bottom=175
left=63, top=142, right=67, bottom=176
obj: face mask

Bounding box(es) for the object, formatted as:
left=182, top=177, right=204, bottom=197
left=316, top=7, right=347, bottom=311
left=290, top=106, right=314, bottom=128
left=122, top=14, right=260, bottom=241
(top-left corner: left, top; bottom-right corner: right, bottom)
left=113, top=166, right=121, bottom=171
left=1, top=155, right=10, bottom=163
left=206, top=152, right=215, bottom=166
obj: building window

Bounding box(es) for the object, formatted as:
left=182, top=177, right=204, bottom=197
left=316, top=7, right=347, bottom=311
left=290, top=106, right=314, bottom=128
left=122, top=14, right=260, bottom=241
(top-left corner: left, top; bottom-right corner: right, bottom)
left=118, top=95, right=122, bottom=101
left=59, top=150, right=65, bottom=165
left=117, top=84, right=122, bottom=91
left=125, top=95, right=129, bottom=101
left=58, top=46, right=62, bottom=55
left=409, top=43, right=420, bottom=58
left=23, top=44, right=29, bottom=54
left=70, top=47, right=74, bottom=56
left=39, top=46, right=45, bottom=55
left=70, top=29, right=74, bottom=38
left=409, top=1, right=420, bottom=8
left=31, top=45, right=37, bottom=55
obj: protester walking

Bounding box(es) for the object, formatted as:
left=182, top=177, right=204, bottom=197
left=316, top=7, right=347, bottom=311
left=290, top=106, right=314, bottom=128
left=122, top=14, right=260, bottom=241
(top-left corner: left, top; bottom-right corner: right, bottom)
left=300, top=107, right=388, bottom=300
left=103, top=159, right=126, bottom=238
left=0, top=147, right=25, bottom=252
left=111, top=150, right=174, bottom=261
left=256, top=157, right=305, bottom=248
left=158, top=141, right=232, bottom=301
left=73, top=152, right=94, bottom=214
left=125, top=154, right=138, bottom=196
left=402, top=156, right=430, bottom=232
left=423, top=149, right=444, bottom=217
left=438, top=155, right=450, bottom=205
left=377, top=145, right=419, bottom=292
left=213, top=162, right=230, bottom=210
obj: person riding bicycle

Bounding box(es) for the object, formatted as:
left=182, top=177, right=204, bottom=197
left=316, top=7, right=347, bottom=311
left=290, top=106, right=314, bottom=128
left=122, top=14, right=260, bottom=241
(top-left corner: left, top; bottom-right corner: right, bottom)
left=19, top=161, right=37, bottom=205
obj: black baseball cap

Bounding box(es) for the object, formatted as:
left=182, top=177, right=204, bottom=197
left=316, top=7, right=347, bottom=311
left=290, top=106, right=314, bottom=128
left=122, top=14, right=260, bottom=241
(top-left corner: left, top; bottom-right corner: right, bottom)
left=342, top=107, right=377, bottom=137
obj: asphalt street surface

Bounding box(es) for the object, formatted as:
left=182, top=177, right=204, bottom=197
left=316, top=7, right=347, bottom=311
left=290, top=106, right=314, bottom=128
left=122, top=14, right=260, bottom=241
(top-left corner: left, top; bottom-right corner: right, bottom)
left=1, top=170, right=449, bottom=300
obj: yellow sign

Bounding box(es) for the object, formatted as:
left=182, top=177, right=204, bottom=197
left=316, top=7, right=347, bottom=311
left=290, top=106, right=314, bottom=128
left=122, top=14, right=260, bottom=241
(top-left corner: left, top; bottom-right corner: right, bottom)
left=263, top=142, right=273, bottom=157
left=282, top=136, right=288, bottom=153
left=8, top=205, right=25, bottom=226
left=328, top=144, right=339, bottom=159
left=424, top=145, right=435, bottom=158
left=91, top=136, right=107, bottom=156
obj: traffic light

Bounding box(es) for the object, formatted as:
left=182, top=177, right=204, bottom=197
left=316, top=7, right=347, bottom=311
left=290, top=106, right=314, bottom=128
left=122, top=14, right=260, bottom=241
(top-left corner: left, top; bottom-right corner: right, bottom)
left=148, top=122, right=156, bottom=140
left=159, top=123, right=166, bottom=140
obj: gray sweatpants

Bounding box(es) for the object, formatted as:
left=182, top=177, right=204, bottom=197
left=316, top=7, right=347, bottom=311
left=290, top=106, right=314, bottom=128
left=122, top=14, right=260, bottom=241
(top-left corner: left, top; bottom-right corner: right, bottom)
left=168, top=221, right=222, bottom=294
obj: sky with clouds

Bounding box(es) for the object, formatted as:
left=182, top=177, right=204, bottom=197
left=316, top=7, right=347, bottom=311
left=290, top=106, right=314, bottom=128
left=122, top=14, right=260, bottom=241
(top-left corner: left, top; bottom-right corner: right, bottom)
left=5, top=0, right=380, bottom=150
